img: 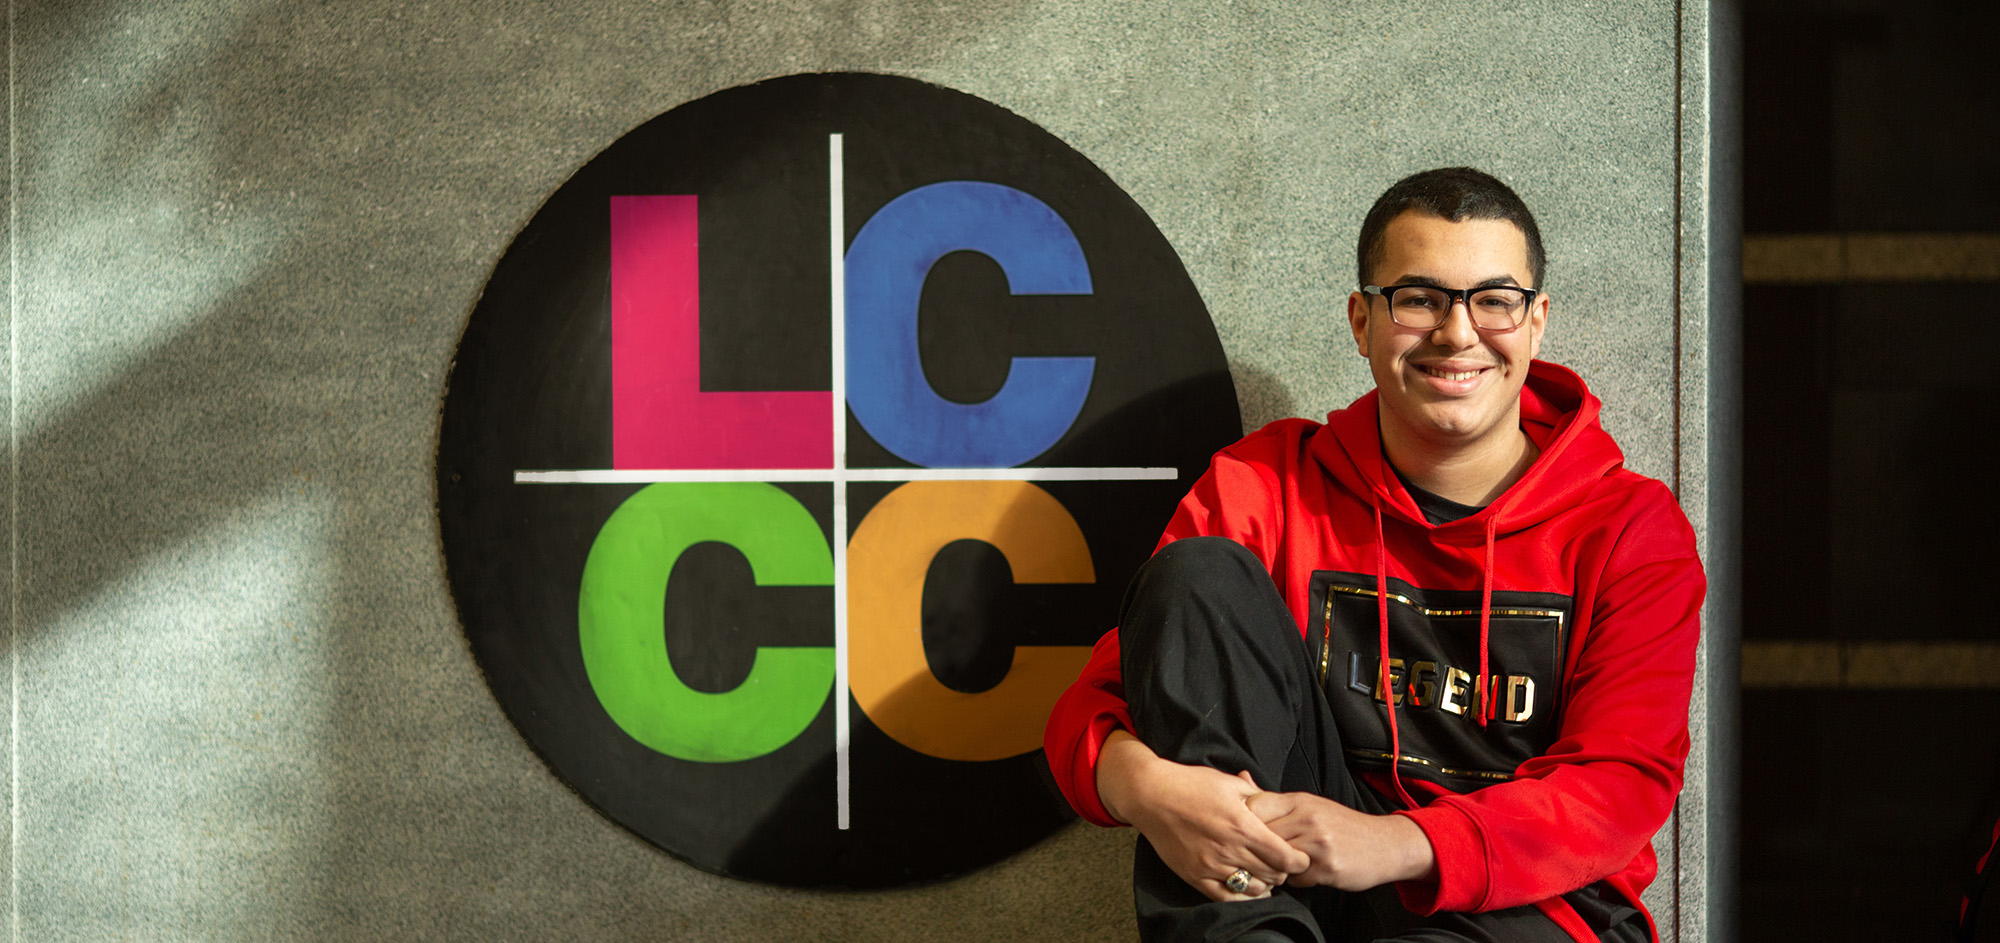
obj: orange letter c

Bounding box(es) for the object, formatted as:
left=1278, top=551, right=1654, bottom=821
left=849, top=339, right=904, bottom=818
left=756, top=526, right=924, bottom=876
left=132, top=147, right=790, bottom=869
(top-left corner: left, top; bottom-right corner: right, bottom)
left=847, top=480, right=1094, bottom=762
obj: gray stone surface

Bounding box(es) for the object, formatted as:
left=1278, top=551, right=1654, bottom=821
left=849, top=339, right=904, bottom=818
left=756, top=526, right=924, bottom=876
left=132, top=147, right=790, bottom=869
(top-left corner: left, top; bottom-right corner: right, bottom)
left=1675, top=1, right=1741, bottom=940
left=3, top=1, right=1725, bottom=939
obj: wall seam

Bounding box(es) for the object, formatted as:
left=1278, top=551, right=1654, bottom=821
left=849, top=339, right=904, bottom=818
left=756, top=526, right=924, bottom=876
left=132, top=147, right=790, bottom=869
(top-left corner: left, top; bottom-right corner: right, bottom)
left=1670, top=2, right=1688, bottom=939
left=5, top=0, right=16, bottom=933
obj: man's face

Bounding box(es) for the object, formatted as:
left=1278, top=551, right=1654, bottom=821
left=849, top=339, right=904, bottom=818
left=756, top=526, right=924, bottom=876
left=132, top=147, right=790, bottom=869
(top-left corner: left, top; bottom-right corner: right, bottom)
left=1345, top=211, right=1548, bottom=457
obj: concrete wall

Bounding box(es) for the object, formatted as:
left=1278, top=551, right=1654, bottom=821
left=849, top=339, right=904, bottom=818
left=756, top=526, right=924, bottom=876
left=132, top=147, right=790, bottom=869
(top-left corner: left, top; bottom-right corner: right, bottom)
left=1, top=1, right=1733, bottom=940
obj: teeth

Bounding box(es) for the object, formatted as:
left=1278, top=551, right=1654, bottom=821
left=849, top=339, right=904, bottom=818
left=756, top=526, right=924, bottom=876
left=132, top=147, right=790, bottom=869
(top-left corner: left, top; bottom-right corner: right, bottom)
left=1423, top=367, right=1480, bottom=381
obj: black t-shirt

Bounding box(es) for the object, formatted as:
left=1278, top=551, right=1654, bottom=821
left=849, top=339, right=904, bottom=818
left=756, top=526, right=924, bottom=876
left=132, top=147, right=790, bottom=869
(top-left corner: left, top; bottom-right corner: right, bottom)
left=1388, top=465, right=1647, bottom=942
left=1391, top=467, right=1485, bottom=525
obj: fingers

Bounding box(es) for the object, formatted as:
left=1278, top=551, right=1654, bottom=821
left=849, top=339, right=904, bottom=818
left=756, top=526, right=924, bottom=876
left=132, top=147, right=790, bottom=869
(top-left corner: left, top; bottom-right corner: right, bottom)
left=1259, top=790, right=1353, bottom=844
left=1227, top=772, right=1311, bottom=875
left=1244, top=788, right=1294, bottom=823
left=1231, top=811, right=1311, bottom=876
left=1217, top=768, right=1261, bottom=801
left=1177, top=812, right=1299, bottom=902
left=1225, top=788, right=1310, bottom=876
left=1130, top=760, right=1313, bottom=896
left=1199, top=866, right=1284, bottom=902
left=1180, top=768, right=1308, bottom=877
left=1258, top=804, right=1313, bottom=844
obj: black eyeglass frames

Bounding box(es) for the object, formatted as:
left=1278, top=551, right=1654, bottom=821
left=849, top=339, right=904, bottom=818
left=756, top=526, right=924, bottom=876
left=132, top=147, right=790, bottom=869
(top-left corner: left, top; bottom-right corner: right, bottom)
left=1360, top=284, right=1539, bottom=332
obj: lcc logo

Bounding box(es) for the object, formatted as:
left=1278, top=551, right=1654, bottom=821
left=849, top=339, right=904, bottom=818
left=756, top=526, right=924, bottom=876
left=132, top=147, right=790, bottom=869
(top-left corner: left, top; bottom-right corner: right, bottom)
left=438, top=73, right=1239, bottom=887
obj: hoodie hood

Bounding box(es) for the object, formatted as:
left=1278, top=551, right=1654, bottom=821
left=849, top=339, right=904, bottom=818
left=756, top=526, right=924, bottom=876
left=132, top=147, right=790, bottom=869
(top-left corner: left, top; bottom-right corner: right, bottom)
left=1308, top=360, right=1625, bottom=535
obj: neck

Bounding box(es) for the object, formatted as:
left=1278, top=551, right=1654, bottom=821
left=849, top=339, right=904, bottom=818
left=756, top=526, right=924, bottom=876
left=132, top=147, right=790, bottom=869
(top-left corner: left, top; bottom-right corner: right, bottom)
left=1380, top=413, right=1539, bottom=508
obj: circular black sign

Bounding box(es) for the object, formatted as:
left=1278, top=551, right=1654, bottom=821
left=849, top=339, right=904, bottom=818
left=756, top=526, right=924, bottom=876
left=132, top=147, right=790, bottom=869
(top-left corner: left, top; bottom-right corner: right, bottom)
left=438, top=72, right=1240, bottom=888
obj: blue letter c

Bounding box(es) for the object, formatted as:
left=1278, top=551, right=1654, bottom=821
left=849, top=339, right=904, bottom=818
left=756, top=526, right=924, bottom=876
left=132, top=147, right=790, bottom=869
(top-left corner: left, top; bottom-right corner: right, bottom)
left=845, top=181, right=1094, bottom=468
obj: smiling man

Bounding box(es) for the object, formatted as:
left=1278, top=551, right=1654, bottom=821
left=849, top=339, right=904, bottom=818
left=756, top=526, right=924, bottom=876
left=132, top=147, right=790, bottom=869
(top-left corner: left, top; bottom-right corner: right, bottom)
left=1045, top=168, right=1705, bottom=943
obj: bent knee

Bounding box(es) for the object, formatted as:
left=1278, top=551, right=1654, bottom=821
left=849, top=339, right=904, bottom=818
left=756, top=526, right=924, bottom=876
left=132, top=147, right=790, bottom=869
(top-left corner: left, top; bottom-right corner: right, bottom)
left=1140, top=536, right=1264, bottom=585
left=1120, top=536, right=1292, bottom=649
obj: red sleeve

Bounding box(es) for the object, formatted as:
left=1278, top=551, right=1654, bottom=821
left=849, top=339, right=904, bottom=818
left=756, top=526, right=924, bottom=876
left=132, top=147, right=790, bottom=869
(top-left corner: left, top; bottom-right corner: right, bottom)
left=1043, top=630, right=1131, bottom=826
left=1041, top=427, right=1296, bottom=825
left=1395, top=490, right=1706, bottom=913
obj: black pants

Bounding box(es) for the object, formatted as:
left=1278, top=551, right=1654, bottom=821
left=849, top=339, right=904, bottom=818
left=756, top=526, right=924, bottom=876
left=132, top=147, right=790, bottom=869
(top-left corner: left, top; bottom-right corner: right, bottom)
left=1119, top=538, right=1615, bottom=943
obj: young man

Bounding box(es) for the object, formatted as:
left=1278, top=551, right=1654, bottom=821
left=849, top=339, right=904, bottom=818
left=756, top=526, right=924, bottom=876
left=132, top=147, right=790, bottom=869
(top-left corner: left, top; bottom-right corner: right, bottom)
left=1044, top=168, right=1704, bottom=943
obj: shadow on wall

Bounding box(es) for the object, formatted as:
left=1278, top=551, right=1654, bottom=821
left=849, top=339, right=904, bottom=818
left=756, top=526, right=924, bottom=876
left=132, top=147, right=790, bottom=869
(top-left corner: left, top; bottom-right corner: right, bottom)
left=1229, top=358, right=1300, bottom=431
left=13, top=0, right=1138, bottom=938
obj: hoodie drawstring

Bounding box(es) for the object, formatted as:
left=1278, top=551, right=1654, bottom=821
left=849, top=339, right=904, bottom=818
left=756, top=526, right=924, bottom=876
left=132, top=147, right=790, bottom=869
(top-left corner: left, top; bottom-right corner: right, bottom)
left=1375, top=467, right=1502, bottom=807
left=1374, top=500, right=1419, bottom=811
left=1478, top=514, right=1497, bottom=728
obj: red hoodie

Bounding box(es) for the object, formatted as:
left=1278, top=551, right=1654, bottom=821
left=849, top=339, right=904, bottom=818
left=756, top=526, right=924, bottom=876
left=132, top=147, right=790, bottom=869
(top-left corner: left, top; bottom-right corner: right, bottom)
left=1042, top=361, right=1704, bottom=942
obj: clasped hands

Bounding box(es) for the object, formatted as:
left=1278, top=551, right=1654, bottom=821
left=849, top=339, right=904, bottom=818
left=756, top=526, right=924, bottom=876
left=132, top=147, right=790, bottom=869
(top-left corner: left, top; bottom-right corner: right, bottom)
left=1098, top=730, right=1436, bottom=902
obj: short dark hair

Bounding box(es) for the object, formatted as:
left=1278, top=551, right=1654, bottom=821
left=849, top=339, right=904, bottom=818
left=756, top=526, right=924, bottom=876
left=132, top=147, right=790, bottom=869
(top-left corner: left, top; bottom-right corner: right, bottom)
left=1355, top=167, right=1545, bottom=289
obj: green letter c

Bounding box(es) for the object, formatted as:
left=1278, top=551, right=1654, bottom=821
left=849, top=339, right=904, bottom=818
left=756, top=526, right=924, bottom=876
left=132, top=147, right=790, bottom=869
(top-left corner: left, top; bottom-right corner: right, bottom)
left=579, top=482, right=833, bottom=763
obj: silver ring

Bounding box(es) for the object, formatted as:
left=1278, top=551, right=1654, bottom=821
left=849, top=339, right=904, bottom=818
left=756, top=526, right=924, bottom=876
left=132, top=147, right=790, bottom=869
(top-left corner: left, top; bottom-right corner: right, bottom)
left=1224, top=868, right=1252, bottom=894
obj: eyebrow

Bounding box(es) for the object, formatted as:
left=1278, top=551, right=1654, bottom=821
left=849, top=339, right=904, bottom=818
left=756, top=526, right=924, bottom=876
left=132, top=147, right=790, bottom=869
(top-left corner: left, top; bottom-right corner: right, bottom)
left=1391, top=274, right=1524, bottom=290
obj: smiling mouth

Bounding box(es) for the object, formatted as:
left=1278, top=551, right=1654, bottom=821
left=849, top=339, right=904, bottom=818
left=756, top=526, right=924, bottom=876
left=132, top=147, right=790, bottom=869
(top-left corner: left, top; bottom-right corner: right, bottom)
left=1418, top=364, right=1488, bottom=381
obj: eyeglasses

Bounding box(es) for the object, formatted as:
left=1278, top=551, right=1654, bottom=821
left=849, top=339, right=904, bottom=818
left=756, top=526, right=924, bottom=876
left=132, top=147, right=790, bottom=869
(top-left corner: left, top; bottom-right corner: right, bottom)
left=1361, top=284, right=1538, bottom=332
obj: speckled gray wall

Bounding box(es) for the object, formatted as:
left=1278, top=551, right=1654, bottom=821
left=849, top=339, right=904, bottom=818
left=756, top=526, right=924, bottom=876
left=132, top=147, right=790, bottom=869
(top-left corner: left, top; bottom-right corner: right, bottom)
left=1, top=1, right=1732, bottom=940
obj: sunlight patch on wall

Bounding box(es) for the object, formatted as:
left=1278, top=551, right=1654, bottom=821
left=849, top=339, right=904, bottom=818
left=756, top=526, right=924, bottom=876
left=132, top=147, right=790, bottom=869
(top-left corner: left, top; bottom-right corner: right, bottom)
left=21, top=487, right=334, bottom=942
left=18, top=0, right=302, bottom=439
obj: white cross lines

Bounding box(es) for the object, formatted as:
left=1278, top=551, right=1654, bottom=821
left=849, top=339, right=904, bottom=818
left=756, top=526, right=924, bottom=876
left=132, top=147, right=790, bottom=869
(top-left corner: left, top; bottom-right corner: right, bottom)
left=512, top=135, right=1177, bottom=830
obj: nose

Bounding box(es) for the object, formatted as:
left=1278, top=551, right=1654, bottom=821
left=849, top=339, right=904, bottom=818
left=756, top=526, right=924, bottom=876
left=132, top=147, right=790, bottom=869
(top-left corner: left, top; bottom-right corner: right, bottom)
left=1428, top=296, right=1480, bottom=349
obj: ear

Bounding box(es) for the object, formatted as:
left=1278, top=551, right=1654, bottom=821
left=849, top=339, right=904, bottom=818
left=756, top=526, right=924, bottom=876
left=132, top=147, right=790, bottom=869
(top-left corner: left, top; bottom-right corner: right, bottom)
left=1346, top=290, right=1371, bottom=358
left=1527, top=292, right=1549, bottom=359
